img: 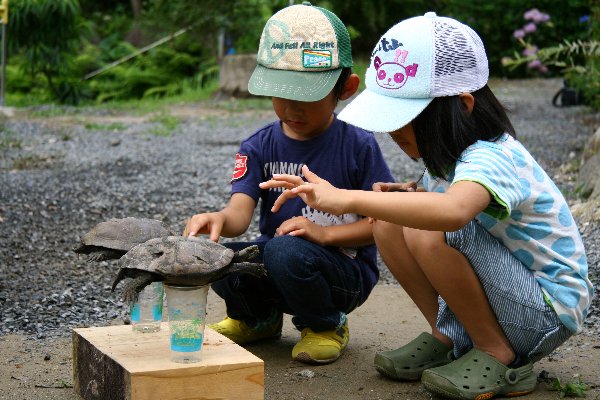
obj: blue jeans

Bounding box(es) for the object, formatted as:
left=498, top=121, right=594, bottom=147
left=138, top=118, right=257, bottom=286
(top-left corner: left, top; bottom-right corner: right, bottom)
left=212, top=235, right=366, bottom=332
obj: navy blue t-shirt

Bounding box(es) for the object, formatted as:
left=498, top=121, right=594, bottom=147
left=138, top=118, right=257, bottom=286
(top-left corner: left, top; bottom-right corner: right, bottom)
left=230, top=115, right=394, bottom=298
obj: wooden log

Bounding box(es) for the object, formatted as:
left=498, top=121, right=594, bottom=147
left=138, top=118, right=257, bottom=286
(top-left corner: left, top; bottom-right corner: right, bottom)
left=73, top=323, right=264, bottom=400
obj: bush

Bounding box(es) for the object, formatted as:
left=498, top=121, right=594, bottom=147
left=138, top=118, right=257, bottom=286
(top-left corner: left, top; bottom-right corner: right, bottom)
left=501, top=5, right=599, bottom=110
left=81, top=42, right=216, bottom=103
left=441, top=0, right=591, bottom=77
left=8, top=0, right=88, bottom=104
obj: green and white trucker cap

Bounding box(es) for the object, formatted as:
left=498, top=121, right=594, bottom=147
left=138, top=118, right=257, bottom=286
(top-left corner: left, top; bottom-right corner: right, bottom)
left=248, top=1, right=353, bottom=102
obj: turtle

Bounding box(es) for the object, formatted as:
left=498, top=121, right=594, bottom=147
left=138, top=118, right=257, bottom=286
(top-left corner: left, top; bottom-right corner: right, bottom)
left=73, top=217, right=175, bottom=261
left=111, top=235, right=266, bottom=303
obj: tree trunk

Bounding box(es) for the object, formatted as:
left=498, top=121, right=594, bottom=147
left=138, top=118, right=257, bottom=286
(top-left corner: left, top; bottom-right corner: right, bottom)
left=130, top=0, right=142, bottom=18
left=127, top=0, right=144, bottom=46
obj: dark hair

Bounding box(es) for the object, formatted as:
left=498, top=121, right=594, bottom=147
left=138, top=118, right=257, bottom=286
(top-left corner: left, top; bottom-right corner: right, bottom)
left=412, top=85, right=516, bottom=179
left=333, top=67, right=352, bottom=100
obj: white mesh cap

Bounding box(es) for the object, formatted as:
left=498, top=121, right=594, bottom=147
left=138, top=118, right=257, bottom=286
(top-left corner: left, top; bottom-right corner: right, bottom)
left=338, top=12, right=489, bottom=133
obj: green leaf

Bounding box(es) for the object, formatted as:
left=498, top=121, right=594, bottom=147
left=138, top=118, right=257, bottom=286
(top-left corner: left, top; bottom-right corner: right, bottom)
left=550, top=377, right=588, bottom=398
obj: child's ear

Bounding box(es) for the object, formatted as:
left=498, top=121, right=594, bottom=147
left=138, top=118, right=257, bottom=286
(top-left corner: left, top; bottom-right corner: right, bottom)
left=338, top=73, right=360, bottom=101
left=459, top=93, right=475, bottom=114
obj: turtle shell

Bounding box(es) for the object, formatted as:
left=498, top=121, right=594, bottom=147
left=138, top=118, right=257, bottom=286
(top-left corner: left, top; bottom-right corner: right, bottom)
left=77, top=217, right=173, bottom=253
left=119, top=236, right=236, bottom=286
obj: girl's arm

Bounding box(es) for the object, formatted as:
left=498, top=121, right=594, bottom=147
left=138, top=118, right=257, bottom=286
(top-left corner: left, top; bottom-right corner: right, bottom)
left=260, top=165, right=491, bottom=232
left=344, top=181, right=491, bottom=231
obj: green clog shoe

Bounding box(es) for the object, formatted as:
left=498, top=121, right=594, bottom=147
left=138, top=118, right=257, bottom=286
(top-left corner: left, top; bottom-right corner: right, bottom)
left=374, top=332, right=453, bottom=381
left=422, top=348, right=536, bottom=399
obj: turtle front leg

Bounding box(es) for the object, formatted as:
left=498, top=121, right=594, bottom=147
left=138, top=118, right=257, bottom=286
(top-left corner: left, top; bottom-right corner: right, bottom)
left=87, top=249, right=125, bottom=262
left=119, top=272, right=160, bottom=304
left=111, top=268, right=138, bottom=292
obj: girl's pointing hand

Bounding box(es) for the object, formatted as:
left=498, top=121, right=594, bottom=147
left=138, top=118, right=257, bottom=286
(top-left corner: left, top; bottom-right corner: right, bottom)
left=259, top=165, right=348, bottom=215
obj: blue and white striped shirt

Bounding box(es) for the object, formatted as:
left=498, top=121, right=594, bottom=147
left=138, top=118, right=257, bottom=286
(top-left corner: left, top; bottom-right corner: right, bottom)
left=424, top=133, right=593, bottom=333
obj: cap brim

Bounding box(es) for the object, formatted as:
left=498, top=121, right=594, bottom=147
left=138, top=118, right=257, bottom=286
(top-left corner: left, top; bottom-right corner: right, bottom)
left=338, top=88, right=433, bottom=133
left=248, top=65, right=342, bottom=102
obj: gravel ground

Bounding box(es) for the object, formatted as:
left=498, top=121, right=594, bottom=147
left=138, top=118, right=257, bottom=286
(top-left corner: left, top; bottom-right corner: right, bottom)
left=0, top=78, right=598, bottom=342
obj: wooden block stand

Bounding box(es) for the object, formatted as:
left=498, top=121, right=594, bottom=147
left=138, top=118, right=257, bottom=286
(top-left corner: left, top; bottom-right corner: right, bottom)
left=73, top=323, right=264, bottom=400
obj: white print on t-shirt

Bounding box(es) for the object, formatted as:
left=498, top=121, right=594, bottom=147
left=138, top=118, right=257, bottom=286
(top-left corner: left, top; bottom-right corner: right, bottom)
left=301, top=206, right=359, bottom=258
left=263, top=161, right=304, bottom=177
left=301, top=205, right=359, bottom=227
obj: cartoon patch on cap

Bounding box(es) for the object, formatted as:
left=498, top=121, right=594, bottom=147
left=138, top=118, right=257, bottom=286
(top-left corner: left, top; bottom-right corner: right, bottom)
left=374, top=48, right=419, bottom=90
left=231, top=153, right=248, bottom=182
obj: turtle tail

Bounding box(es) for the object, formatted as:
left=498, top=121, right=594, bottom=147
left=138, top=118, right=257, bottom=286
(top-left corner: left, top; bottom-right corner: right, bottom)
left=227, top=262, right=266, bottom=278
left=232, top=245, right=260, bottom=262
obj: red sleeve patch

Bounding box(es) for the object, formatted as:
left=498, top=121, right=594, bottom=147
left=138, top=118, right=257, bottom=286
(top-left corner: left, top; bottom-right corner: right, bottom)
left=231, top=153, right=248, bottom=182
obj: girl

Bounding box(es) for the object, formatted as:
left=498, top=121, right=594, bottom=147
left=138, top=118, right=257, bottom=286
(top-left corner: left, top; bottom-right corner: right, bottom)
left=259, top=12, right=594, bottom=400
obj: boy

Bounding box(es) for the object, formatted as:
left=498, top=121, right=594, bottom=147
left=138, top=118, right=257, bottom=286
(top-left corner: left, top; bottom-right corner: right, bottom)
left=184, top=2, right=394, bottom=364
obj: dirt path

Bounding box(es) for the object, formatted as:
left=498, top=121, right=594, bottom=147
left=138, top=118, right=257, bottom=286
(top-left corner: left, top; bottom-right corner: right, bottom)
left=1, top=286, right=599, bottom=400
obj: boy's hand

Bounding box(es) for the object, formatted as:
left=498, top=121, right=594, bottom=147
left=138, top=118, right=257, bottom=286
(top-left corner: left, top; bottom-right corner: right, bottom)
left=369, top=181, right=416, bottom=223
left=275, top=216, right=326, bottom=246
left=183, top=212, right=226, bottom=242
left=372, top=181, right=417, bottom=192
left=259, top=165, right=347, bottom=216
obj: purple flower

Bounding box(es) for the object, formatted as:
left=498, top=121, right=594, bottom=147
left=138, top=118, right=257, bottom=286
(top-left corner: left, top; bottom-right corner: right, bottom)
left=513, top=29, right=526, bottom=39
left=527, top=59, right=548, bottom=74
left=527, top=59, right=542, bottom=69
left=522, top=45, right=538, bottom=56
left=524, top=8, right=550, bottom=23
left=580, top=15, right=590, bottom=24
left=523, top=23, right=537, bottom=33
left=524, top=8, right=541, bottom=21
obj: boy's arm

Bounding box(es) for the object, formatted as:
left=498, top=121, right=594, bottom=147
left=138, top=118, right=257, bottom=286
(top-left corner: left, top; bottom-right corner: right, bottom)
left=184, top=193, right=256, bottom=241
left=275, top=216, right=374, bottom=247
left=319, top=218, right=374, bottom=247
